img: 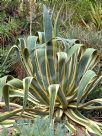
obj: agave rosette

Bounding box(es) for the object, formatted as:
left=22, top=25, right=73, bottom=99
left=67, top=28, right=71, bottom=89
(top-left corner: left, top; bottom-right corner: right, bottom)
left=0, top=6, right=102, bottom=135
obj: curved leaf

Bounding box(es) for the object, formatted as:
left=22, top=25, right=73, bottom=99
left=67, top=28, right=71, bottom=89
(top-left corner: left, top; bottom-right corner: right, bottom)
left=77, top=70, right=96, bottom=105
left=48, top=84, right=59, bottom=119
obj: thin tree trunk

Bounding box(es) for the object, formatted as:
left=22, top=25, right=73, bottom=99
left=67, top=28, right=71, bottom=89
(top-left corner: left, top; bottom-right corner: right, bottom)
left=29, top=0, right=36, bottom=35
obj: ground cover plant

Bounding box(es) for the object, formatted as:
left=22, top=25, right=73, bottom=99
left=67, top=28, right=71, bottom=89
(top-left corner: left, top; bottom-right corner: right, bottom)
left=0, top=6, right=102, bottom=136
left=0, top=117, right=69, bottom=136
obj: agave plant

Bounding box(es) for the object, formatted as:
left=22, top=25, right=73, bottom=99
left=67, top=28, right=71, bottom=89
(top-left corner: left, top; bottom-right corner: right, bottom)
left=0, top=6, right=102, bottom=136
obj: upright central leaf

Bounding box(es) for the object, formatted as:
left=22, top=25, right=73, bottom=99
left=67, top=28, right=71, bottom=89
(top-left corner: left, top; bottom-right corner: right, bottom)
left=43, top=5, right=52, bottom=43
